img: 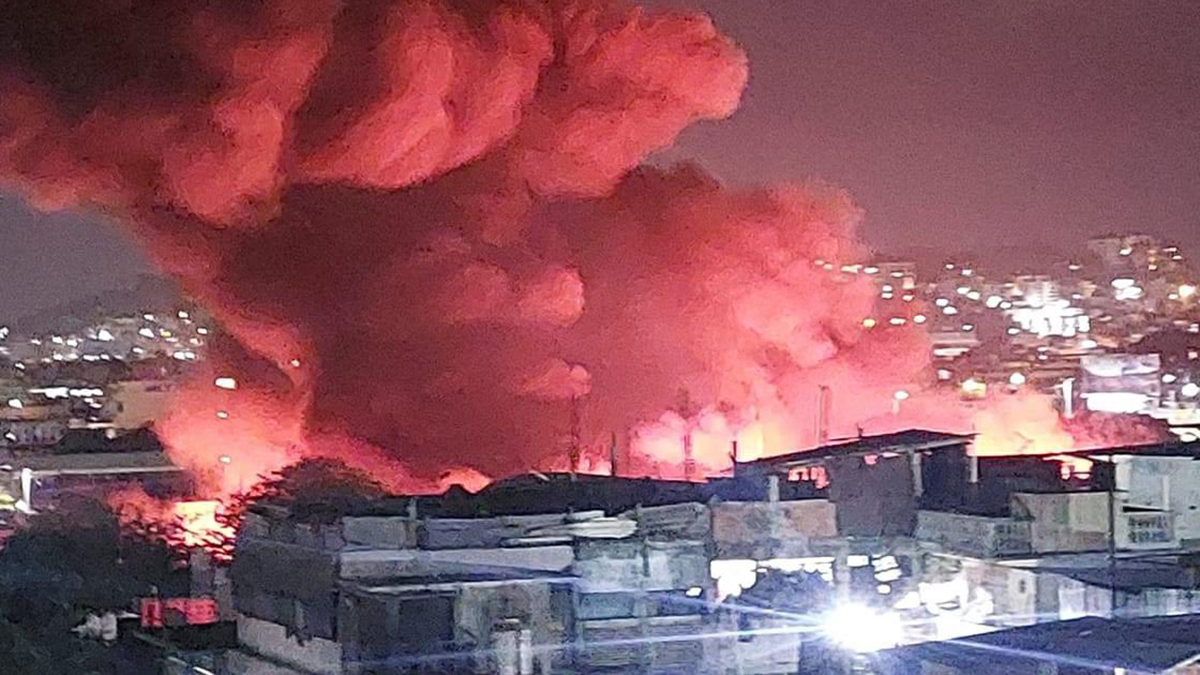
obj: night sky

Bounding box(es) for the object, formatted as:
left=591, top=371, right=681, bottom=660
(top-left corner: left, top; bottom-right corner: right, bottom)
left=2, top=0, right=1198, bottom=322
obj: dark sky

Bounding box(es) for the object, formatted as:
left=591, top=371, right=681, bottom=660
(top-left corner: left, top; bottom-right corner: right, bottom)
left=2, top=0, right=1198, bottom=321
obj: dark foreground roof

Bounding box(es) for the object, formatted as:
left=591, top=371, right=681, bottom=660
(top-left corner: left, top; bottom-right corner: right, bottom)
left=877, top=614, right=1200, bottom=675
left=1040, top=559, right=1200, bottom=591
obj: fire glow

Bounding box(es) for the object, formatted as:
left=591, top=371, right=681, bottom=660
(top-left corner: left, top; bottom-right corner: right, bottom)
left=0, top=0, right=1167, bottom=516
left=173, top=500, right=234, bottom=551
left=110, top=487, right=236, bottom=560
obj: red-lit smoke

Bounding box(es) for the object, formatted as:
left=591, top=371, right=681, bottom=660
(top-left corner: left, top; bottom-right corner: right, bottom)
left=0, top=0, right=1158, bottom=496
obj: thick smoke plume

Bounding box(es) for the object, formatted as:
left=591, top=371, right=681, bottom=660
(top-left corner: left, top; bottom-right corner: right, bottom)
left=0, top=0, right=1157, bottom=494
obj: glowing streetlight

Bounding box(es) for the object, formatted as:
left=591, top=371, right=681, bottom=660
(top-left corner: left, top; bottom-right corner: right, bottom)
left=1183, top=383, right=1200, bottom=398
left=214, top=377, right=238, bottom=391
left=823, top=604, right=905, bottom=653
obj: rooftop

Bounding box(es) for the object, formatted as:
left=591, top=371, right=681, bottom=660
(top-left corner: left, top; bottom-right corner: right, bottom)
left=0, top=450, right=177, bottom=475
left=879, top=614, right=1200, bottom=675
left=737, top=429, right=974, bottom=470
left=1065, top=440, right=1200, bottom=459
left=1040, top=559, right=1200, bottom=591
left=341, top=563, right=576, bottom=595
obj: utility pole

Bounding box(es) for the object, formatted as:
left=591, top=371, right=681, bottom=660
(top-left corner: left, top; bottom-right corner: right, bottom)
left=817, top=385, right=831, bottom=446
left=608, top=431, right=619, bottom=477
left=568, top=395, right=582, bottom=479
left=677, top=388, right=698, bottom=481
left=1105, top=455, right=1118, bottom=617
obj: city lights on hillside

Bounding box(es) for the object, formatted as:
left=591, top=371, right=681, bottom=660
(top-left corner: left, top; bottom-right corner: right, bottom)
left=214, top=377, right=238, bottom=391
left=961, top=378, right=987, bottom=397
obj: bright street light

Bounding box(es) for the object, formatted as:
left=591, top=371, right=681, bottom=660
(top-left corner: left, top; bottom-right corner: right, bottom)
left=823, top=604, right=905, bottom=653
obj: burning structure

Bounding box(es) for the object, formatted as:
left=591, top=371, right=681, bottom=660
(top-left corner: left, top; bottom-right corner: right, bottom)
left=0, top=0, right=1108, bottom=500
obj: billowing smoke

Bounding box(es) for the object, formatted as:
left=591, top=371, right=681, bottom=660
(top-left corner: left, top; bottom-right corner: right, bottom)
left=0, top=0, right=1155, bottom=494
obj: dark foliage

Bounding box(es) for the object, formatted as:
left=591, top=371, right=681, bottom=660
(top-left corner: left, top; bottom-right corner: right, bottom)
left=0, top=496, right=178, bottom=675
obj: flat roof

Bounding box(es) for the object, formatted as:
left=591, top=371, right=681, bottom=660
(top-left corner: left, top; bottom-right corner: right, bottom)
left=1039, top=561, right=1198, bottom=591
left=0, top=451, right=178, bottom=474
left=880, top=614, right=1200, bottom=674
left=341, top=564, right=576, bottom=595
left=1065, top=440, right=1200, bottom=459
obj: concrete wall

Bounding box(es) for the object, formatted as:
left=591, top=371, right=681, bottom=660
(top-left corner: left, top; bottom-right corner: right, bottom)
left=959, top=559, right=1039, bottom=627
left=712, top=500, right=837, bottom=559
left=1013, top=493, right=1108, bottom=553
left=231, top=537, right=339, bottom=639
left=1117, top=510, right=1179, bottom=550
left=576, top=615, right=707, bottom=671
left=572, top=538, right=708, bottom=593
left=916, top=511, right=1032, bottom=558
left=339, top=545, right=574, bottom=580
left=237, top=614, right=343, bottom=675
left=457, top=583, right=567, bottom=674
left=1012, top=490, right=1180, bottom=553
left=1122, top=456, right=1200, bottom=545
left=341, top=516, right=417, bottom=549
left=421, top=512, right=599, bottom=549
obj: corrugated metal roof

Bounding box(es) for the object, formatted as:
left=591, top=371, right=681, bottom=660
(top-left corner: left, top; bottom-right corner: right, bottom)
left=737, top=429, right=974, bottom=470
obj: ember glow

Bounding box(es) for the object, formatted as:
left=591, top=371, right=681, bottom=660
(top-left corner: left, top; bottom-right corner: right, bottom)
left=0, top=0, right=1164, bottom=511
left=109, top=487, right=235, bottom=559
left=173, top=500, right=234, bottom=550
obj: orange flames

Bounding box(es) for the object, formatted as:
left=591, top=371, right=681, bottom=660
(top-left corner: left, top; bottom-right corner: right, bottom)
left=109, top=487, right=236, bottom=560
left=172, top=500, right=235, bottom=550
